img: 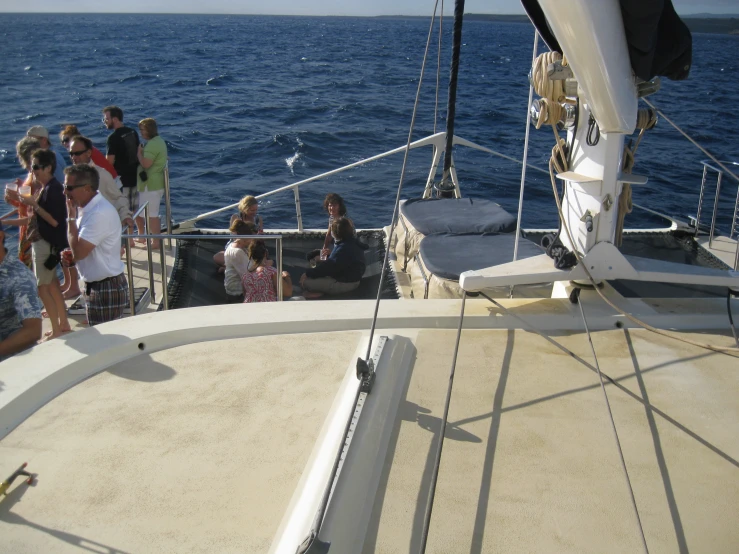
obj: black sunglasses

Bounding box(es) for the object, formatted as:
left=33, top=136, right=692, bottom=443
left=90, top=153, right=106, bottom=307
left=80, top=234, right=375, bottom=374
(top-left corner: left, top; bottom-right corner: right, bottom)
left=69, top=149, right=89, bottom=157
left=61, top=137, right=70, bottom=145
left=63, top=183, right=88, bottom=191
left=31, top=163, right=47, bottom=170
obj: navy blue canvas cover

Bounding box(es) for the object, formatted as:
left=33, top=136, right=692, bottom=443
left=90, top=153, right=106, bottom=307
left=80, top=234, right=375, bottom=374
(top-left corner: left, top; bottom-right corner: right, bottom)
left=419, top=234, right=543, bottom=281
left=400, top=198, right=517, bottom=236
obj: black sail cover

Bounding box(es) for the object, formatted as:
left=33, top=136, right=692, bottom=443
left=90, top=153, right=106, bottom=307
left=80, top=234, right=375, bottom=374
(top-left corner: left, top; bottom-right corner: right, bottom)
left=521, top=0, right=692, bottom=81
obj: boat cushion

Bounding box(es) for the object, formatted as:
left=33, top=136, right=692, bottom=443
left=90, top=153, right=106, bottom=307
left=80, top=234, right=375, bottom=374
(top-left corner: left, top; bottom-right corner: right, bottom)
left=399, top=197, right=517, bottom=236
left=418, top=233, right=543, bottom=281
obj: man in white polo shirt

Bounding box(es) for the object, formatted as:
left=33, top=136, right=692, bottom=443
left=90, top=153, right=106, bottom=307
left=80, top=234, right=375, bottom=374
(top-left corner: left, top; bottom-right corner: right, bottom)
left=63, top=164, right=129, bottom=326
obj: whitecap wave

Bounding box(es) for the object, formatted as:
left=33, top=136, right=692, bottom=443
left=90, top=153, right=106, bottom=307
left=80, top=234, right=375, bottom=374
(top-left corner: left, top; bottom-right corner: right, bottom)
left=285, top=151, right=301, bottom=175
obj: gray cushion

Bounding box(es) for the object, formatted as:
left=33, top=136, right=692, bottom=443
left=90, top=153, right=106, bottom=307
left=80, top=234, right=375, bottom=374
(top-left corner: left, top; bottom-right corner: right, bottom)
left=419, top=234, right=543, bottom=281
left=400, top=198, right=517, bottom=235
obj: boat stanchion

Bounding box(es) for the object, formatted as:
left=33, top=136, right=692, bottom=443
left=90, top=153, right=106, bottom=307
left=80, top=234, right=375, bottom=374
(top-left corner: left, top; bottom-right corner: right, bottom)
left=0, top=462, right=34, bottom=498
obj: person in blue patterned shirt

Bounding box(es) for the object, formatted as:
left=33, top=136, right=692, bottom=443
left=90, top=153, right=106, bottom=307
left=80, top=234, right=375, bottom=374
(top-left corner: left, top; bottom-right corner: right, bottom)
left=0, top=219, right=43, bottom=361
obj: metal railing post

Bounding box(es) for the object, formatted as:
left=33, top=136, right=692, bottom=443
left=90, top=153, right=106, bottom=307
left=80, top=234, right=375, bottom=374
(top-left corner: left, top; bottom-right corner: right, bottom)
left=164, top=164, right=173, bottom=249
left=695, top=164, right=708, bottom=236
left=293, top=187, right=303, bottom=232
left=125, top=236, right=136, bottom=315
left=277, top=237, right=283, bottom=301
left=732, top=184, right=739, bottom=239
left=159, top=240, right=169, bottom=310
left=144, top=204, right=156, bottom=303
left=709, top=171, right=723, bottom=249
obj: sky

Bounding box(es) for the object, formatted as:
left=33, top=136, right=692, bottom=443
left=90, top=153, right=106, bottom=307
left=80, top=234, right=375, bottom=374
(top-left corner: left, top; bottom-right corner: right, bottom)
left=0, top=0, right=737, bottom=16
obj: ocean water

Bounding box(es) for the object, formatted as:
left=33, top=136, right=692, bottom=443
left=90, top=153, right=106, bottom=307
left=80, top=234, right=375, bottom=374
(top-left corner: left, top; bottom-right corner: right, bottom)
left=1, top=14, right=738, bottom=238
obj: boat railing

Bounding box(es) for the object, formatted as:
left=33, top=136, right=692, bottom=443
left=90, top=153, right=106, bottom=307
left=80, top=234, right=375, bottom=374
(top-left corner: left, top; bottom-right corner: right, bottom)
left=694, top=160, right=739, bottom=247
left=163, top=163, right=173, bottom=248
left=121, top=207, right=285, bottom=313
left=176, top=133, right=551, bottom=231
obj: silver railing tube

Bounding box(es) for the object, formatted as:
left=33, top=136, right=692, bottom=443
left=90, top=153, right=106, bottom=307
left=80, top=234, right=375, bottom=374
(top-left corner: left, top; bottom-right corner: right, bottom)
left=124, top=236, right=136, bottom=315
left=293, top=188, right=303, bottom=232
left=164, top=164, right=173, bottom=248
left=159, top=240, right=169, bottom=310
left=709, top=172, right=723, bottom=249
left=695, top=164, right=708, bottom=236
left=732, top=185, right=739, bottom=239
left=124, top=201, right=150, bottom=315
left=276, top=236, right=283, bottom=301
left=143, top=204, right=156, bottom=302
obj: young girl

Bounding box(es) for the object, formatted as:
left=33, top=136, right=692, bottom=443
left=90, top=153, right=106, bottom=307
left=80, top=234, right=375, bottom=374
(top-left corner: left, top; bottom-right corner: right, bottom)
left=321, top=193, right=347, bottom=258
left=242, top=241, right=292, bottom=303
left=230, top=195, right=264, bottom=233
left=215, top=194, right=263, bottom=269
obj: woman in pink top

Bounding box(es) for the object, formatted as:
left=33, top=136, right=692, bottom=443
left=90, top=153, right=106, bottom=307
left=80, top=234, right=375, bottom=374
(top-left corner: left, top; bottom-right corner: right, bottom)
left=59, top=125, right=118, bottom=178
left=242, top=241, right=292, bottom=303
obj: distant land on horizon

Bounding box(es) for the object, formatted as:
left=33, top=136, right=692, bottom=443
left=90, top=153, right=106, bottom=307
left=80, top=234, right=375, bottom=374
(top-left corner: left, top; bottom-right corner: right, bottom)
left=377, top=13, right=739, bottom=34
left=0, top=11, right=736, bottom=34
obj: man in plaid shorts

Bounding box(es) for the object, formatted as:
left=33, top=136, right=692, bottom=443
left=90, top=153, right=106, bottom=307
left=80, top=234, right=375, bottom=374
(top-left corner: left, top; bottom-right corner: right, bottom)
left=63, top=165, right=129, bottom=326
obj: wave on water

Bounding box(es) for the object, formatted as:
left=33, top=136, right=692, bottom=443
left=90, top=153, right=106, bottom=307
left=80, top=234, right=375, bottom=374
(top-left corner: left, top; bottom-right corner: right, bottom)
left=285, top=151, right=302, bottom=175
left=206, top=74, right=233, bottom=86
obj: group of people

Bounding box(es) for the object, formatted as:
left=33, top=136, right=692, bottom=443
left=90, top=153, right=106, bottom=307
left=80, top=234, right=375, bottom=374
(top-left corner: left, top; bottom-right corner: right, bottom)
left=217, top=192, right=367, bottom=303
left=0, top=106, right=168, bottom=361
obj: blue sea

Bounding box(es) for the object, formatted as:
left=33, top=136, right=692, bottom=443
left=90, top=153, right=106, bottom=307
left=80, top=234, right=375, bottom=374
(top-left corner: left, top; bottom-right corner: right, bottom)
left=1, top=14, right=738, bottom=240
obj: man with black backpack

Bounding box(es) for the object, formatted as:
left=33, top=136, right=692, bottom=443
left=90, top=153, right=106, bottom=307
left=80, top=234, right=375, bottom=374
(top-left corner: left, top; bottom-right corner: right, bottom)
left=102, top=105, right=140, bottom=212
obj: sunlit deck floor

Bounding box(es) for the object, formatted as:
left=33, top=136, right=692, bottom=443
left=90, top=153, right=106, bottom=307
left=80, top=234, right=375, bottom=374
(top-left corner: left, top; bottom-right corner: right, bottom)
left=43, top=241, right=176, bottom=337
left=1, top=324, right=737, bottom=552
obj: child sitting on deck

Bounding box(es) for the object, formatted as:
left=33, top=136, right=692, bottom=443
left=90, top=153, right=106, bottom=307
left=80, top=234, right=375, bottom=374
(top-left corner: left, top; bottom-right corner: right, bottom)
left=242, top=241, right=293, bottom=303
left=214, top=194, right=264, bottom=269
left=223, top=219, right=257, bottom=303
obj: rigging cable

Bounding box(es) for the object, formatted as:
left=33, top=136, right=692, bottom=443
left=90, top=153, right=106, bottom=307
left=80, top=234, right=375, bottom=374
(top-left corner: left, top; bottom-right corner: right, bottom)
left=574, top=289, right=650, bottom=553
left=512, top=30, right=540, bottom=266
left=433, top=0, right=443, bottom=135
left=642, top=97, right=739, bottom=185
left=364, top=0, right=441, bottom=363
left=419, top=293, right=467, bottom=554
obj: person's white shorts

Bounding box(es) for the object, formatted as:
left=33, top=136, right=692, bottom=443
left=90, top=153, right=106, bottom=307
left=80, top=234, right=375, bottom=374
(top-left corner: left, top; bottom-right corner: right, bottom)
left=138, top=189, right=164, bottom=219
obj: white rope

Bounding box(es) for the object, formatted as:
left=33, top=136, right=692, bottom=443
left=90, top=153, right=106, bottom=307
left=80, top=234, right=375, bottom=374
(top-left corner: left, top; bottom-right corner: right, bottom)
left=531, top=51, right=567, bottom=103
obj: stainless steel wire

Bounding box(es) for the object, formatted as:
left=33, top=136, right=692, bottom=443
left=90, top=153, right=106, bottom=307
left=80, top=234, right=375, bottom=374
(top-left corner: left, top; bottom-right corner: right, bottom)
left=419, top=293, right=467, bottom=554
left=365, top=0, right=441, bottom=362
left=575, top=292, right=650, bottom=554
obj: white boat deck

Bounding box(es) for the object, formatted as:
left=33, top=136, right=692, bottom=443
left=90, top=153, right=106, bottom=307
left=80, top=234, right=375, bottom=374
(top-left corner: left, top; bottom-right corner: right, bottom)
left=2, top=297, right=738, bottom=552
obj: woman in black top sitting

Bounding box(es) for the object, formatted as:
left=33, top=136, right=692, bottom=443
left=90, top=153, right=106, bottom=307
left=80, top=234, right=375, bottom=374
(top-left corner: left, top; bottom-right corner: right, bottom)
left=300, top=217, right=366, bottom=299
left=18, top=149, right=70, bottom=340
